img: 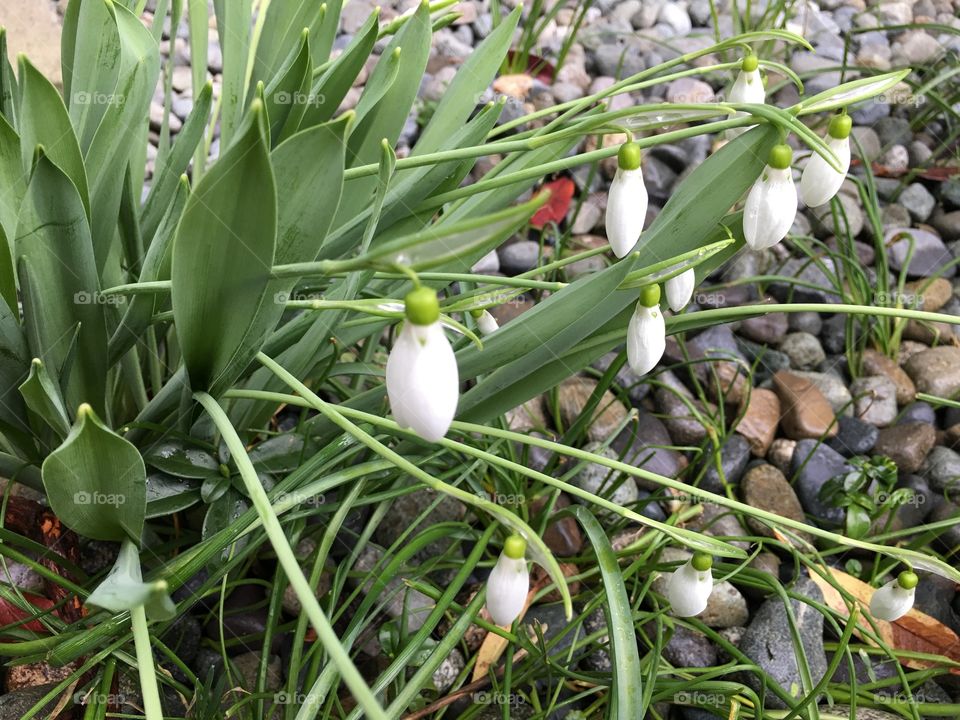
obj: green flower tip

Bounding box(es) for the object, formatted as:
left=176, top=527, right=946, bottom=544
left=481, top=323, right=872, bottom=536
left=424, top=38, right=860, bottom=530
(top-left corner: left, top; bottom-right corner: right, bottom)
left=639, top=284, right=661, bottom=308
left=741, top=53, right=759, bottom=72
left=828, top=113, right=852, bottom=140
left=77, top=403, right=93, bottom=418
left=691, top=551, right=713, bottom=571
left=504, top=534, right=527, bottom=559
left=404, top=286, right=440, bottom=325
left=618, top=141, right=642, bottom=171
left=897, top=570, right=919, bottom=590
left=470, top=308, right=484, bottom=319
left=768, top=143, right=793, bottom=170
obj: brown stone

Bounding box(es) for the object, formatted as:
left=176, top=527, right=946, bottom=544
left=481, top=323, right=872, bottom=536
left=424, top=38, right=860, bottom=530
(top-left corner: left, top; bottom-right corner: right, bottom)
left=531, top=494, right=583, bottom=557
left=740, top=464, right=813, bottom=543
left=873, top=422, right=937, bottom=473
left=557, top=377, right=629, bottom=444
left=736, top=388, right=780, bottom=456
left=861, top=348, right=916, bottom=405
left=901, top=319, right=955, bottom=345
left=5, top=661, right=76, bottom=692
left=772, top=370, right=838, bottom=439
left=904, top=346, right=960, bottom=399
left=767, top=438, right=797, bottom=475
left=904, top=277, right=952, bottom=312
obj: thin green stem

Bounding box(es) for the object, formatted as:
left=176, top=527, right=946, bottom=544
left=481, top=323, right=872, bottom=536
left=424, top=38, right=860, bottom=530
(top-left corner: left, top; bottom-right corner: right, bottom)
left=130, top=605, right=163, bottom=720
left=193, top=391, right=388, bottom=720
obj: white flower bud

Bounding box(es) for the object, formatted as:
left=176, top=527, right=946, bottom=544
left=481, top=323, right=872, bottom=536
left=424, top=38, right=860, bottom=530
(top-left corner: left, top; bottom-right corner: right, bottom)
left=666, top=555, right=714, bottom=617
left=626, top=288, right=665, bottom=377
left=477, top=310, right=499, bottom=335
left=606, top=167, right=648, bottom=258
left=743, top=144, right=797, bottom=251
left=665, top=268, right=696, bottom=312
left=485, top=536, right=529, bottom=627
left=799, top=137, right=851, bottom=208
left=869, top=572, right=917, bottom=621
left=728, top=68, right=765, bottom=105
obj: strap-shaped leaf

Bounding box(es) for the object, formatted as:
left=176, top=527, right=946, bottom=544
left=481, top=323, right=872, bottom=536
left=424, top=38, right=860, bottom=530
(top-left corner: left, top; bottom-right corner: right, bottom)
left=41, top=404, right=146, bottom=542
left=171, top=101, right=277, bottom=394
left=250, top=0, right=326, bottom=87
left=262, top=30, right=312, bottom=145
left=0, top=300, right=32, bottom=455
left=0, top=29, right=18, bottom=126
left=14, top=152, right=107, bottom=414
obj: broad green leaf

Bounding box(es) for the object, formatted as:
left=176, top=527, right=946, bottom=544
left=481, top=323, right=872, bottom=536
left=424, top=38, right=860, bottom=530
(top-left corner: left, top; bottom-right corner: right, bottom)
left=140, top=82, right=211, bottom=243
left=0, top=119, right=20, bottom=311
left=145, top=440, right=221, bottom=479
left=14, top=153, right=107, bottom=414
left=568, top=506, right=643, bottom=717
left=86, top=539, right=176, bottom=620
left=299, top=8, right=379, bottom=129
left=0, top=300, right=32, bottom=454
left=251, top=0, right=325, bottom=86
left=312, top=0, right=343, bottom=63
left=41, top=404, right=146, bottom=542
left=146, top=472, right=202, bottom=518
left=187, top=0, right=208, bottom=178
left=17, top=56, right=90, bottom=217
left=83, top=2, right=160, bottom=273
left=412, top=5, right=520, bottom=155
left=170, top=101, right=276, bottom=393
left=18, top=358, right=71, bottom=439
left=0, top=29, right=17, bottom=126
left=64, top=0, right=121, bottom=150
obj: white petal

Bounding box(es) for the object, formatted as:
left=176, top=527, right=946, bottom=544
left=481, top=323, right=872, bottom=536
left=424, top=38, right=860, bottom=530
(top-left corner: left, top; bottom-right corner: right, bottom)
left=799, top=136, right=850, bottom=208
left=666, top=560, right=714, bottom=617
left=743, top=166, right=797, bottom=250
left=385, top=321, right=459, bottom=442
left=477, top=310, right=499, bottom=335
left=728, top=69, right=765, bottom=105
left=626, top=303, right=665, bottom=376
left=869, top=580, right=915, bottom=621
left=605, top=167, right=648, bottom=258
left=486, top=554, right=529, bottom=626
left=666, top=269, right=696, bottom=312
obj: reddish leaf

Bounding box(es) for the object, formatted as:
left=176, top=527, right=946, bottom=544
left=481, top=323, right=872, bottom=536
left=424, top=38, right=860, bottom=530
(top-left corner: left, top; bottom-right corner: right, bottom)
left=0, top=593, right=56, bottom=633
left=505, top=51, right=556, bottom=83
left=530, top=177, right=576, bottom=229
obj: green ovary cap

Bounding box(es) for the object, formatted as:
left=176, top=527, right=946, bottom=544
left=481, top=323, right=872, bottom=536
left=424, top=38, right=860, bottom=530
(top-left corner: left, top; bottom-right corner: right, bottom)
left=618, top=141, right=642, bottom=171
left=828, top=113, right=852, bottom=140
left=741, top=53, right=759, bottom=72
left=897, top=570, right=919, bottom=590
left=691, top=551, right=713, bottom=571
left=639, top=284, right=661, bottom=308
left=404, top=286, right=440, bottom=325
left=503, top=534, right=526, bottom=559
left=768, top=143, right=793, bottom=170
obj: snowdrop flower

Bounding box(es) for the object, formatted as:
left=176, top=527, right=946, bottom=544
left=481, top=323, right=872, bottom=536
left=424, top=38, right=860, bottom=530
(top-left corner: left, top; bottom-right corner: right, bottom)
left=626, top=285, right=665, bottom=376
left=606, top=141, right=648, bottom=258
left=385, top=287, right=459, bottom=442
left=667, top=552, right=714, bottom=617
left=743, top=143, right=797, bottom=250
left=727, top=54, right=764, bottom=138
left=665, top=268, right=696, bottom=312
left=869, top=570, right=918, bottom=621
left=486, top=534, right=529, bottom=626
left=799, top=113, right=852, bottom=208
left=474, top=309, right=499, bottom=336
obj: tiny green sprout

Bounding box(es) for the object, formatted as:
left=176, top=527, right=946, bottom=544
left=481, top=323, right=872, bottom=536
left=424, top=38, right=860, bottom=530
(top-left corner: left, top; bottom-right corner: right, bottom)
left=768, top=143, right=793, bottom=170
left=897, top=570, right=919, bottom=590
left=691, top=552, right=713, bottom=572
left=404, top=286, right=440, bottom=325
left=618, top=141, right=642, bottom=171
left=639, top=284, right=661, bottom=308
left=828, top=113, right=853, bottom=140
left=741, top=53, right=759, bottom=72
left=503, top=534, right=526, bottom=559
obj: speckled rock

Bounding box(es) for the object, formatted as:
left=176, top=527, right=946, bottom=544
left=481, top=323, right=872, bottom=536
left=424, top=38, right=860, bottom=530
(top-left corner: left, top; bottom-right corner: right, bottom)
left=873, top=423, right=937, bottom=473
left=904, top=346, right=960, bottom=398
left=861, top=348, right=916, bottom=405
left=740, top=464, right=812, bottom=543
left=850, top=375, right=899, bottom=427
left=557, top=377, right=629, bottom=444
left=780, top=332, right=826, bottom=370
left=736, top=388, right=780, bottom=456
left=791, top=440, right=851, bottom=526
left=773, top=371, right=838, bottom=440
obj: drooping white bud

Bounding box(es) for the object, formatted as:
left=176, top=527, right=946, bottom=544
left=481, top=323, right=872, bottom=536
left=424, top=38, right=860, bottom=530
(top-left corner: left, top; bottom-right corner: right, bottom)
left=385, top=287, right=459, bottom=442
left=665, top=268, right=696, bottom=312
left=743, top=144, right=797, bottom=251
left=606, top=142, right=647, bottom=259
left=869, top=571, right=917, bottom=622
left=799, top=114, right=853, bottom=208
left=666, top=553, right=714, bottom=617
left=626, top=285, right=665, bottom=377
left=476, top=310, right=499, bottom=335
left=726, top=55, right=765, bottom=139
left=485, top=535, right=529, bottom=627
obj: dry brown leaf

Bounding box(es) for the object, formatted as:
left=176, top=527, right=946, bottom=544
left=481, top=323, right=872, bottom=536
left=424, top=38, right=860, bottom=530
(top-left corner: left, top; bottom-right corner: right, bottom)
left=807, top=566, right=960, bottom=673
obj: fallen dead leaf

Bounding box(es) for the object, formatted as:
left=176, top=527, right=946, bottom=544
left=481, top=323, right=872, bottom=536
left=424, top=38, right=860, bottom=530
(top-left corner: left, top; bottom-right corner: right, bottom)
left=808, top=566, right=960, bottom=673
